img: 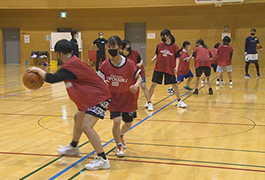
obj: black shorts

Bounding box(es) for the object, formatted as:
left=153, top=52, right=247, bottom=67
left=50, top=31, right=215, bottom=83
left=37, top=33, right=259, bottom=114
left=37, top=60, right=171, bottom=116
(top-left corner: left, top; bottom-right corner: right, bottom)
left=110, top=111, right=137, bottom=123
left=246, top=60, right=258, bottom=64
left=152, top=71, right=177, bottom=85
left=196, top=66, right=211, bottom=77
left=211, top=64, right=217, bottom=72
left=85, top=99, right=111, bottom=119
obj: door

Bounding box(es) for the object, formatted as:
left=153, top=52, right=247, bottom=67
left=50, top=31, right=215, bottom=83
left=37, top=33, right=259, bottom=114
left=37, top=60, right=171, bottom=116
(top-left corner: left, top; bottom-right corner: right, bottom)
left=125, top=23, right=146, bottom=66
left=3, top=28, right=21, bottom=64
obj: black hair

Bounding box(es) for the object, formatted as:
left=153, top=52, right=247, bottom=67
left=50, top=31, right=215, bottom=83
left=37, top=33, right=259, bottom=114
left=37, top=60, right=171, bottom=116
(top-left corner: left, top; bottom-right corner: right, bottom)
left=54, top=39, right=73, bottom=54
left=214, top=42, right=221, bottom=49
left=177, top=41, right=191, bottom=54
left=121, top=39, right=131, bottom=49
left=108, top=36, right=122, bottom=47
left=202, top=44, right=207, bottom=49
left=251, top=28, right=256, bottom=32
left=223, top=36, right=231, bottom=43
left=98, top=31, right=103, bottom=35
left=196, top=39, right=204, bottom=46
left=71, top=29, right=78, bottom=37
left=160, top=29, right=175, bottom=44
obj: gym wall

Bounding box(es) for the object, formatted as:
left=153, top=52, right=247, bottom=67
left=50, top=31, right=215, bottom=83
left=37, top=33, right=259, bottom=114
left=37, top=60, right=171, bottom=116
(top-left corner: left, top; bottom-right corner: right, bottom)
left=0, top=1, right=264, bottom=67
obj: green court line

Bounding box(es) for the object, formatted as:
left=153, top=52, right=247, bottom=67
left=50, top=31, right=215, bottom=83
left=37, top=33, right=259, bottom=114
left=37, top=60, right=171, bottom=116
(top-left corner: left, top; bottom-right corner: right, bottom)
left=19, top=141, right=90, bottom=180
left=68, top=147, right=116, bottom=180
left=106, top=154, right=265, bottom=170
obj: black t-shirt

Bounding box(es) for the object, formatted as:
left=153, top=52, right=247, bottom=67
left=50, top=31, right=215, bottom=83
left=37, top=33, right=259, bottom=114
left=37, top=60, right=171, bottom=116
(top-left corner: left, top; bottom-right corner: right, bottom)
left=70, top=38, right=79, bottom=58
left=45, top=68, right=77, bottom=83
left=93, top=38, right=107, bottom=54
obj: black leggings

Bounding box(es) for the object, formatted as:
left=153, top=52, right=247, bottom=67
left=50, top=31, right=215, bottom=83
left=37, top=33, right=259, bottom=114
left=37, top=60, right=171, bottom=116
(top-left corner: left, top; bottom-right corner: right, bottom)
left=245, top=61, right=259, bottom=75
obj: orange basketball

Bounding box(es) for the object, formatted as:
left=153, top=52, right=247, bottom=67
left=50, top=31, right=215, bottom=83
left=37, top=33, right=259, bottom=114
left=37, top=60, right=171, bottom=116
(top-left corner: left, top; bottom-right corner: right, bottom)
left=23, top=72, right=44, bottom=90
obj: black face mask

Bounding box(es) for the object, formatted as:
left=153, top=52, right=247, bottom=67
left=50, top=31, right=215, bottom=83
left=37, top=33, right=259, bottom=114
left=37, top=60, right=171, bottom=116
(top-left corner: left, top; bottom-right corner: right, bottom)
left=127, top=47, right=131, bottom=52
left=162, top=37, right=167, bottom=42
left=251, top=33, right=255, bottom=36
left=108, top=48, right=119, bottom=57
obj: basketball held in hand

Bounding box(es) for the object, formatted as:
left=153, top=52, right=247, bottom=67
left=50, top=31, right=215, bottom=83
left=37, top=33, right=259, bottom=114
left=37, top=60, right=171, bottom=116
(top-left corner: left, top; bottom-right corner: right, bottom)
left=23, top=72, right=44, bottom=90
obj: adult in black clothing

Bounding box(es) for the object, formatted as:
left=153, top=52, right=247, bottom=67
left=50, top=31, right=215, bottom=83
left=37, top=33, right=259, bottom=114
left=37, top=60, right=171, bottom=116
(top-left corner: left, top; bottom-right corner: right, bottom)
left=92, top=32, right=107, bottom=72
left=70, top=29, right=79, bottom=58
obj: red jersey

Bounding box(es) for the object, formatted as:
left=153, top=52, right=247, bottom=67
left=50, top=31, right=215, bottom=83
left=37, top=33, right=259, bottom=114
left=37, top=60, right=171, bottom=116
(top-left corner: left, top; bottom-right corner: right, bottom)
left=193, top=46, right=211, bottom=69
left=217, top=44, right=234, bottom=66
left=99, top=57, right=140, bottom=112
left=155, top=42, right=179, bottom=75
left=177, top=50, right=191, bottom=76
left=210, top=49, right=218, bottom=65
left=62, top=56, right=111, bottom=111
left=127, top=49, right=146, bottom=77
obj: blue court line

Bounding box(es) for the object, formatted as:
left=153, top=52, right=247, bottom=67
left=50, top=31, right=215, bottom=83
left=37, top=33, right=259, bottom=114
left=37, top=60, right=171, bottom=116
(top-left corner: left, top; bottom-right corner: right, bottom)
left=0, top=83, right=21, bottom=88
left=48, top=90, right=191, bottom=180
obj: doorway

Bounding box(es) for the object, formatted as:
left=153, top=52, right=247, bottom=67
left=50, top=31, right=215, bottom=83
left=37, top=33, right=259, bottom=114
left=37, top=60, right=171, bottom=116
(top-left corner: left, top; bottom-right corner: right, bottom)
left=125, top=23, right=146, bottom=66
left=3, top=28, right=21, bottom=64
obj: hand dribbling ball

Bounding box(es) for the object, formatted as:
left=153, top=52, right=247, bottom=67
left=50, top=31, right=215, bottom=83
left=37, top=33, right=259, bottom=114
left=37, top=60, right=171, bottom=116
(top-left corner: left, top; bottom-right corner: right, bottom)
left=23, top=72, right=44, bottom=90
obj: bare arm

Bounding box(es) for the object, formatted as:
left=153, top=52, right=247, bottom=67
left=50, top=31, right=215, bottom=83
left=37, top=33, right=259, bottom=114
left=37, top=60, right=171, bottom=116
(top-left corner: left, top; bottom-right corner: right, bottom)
left=26, top=67, right=46, bottom=79
left=174, top=58, right=179, bottom=74
left=137, top=59, right=143, bottom=67
left=92, top=43, right=99, bottom=50
left=151, top=55, right=157, bottom=63
left=130, top=73, right=142, bottom=94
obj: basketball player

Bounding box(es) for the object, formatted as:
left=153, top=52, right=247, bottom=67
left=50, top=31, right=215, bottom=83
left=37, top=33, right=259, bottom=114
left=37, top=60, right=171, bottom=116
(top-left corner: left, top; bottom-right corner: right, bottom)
left=176, top=41, right=193, bottom=90
left=121, top=39, right=153, bottom=111
left=216, top=36, right=234, bottom=86
left=149, top=29, right=187, bottom=108
left=245, top=28, right=263, bottom=79
left=202, top=43, right=220, bottom=84
left=98, top=36, right=142, bottom=157
left=27, top=39, right=112, bottom=170
left=191, top=39, right=213, bottom=95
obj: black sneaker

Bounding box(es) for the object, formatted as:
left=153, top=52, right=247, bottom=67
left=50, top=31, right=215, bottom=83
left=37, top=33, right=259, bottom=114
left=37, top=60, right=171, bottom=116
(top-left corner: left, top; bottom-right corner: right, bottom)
left=193, top=89, right=198, bottom=94
left=209, top=88, right=213, bottom=95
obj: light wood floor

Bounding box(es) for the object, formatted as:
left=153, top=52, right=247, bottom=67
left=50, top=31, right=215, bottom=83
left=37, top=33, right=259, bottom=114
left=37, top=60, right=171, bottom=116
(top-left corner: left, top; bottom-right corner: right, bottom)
left=0, top=63, right=265, bottom=180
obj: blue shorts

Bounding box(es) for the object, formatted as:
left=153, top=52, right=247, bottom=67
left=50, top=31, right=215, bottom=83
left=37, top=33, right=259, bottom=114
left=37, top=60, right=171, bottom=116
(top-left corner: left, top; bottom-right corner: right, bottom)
left=177, top=70, right=194, bottom=82
left=141, top=76, right=146, bottom=83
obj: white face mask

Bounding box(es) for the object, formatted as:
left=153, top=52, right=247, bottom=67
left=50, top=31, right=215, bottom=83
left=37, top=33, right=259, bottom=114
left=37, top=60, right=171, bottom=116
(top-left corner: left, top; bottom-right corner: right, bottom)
left=100, top=35, right=103, bottom=39
left=75, top=35, right=79, bottom=38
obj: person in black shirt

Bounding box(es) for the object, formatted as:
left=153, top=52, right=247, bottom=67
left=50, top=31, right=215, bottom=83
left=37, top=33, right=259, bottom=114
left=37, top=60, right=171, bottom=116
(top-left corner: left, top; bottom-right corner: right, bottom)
left=92, top=32, right=107, bottom=72
left=244, top=28, right=263, bottom=79
left=70, top=29, right=79, bottom=58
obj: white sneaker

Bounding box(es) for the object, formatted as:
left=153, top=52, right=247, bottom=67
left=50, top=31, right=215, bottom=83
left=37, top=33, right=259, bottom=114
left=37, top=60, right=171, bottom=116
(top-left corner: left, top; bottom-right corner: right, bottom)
left=116, top=145, right=125, bottom=157
left=148, top=103, right=153, bottom=111
left=177, top=100, right=187, bottom=108
left=144, top=102, right=149, bottom=108
left=57, top=144, right=80, bottom=156
left=216, top=81, right=220, bottom=85
left=201, top=80, right=206, bottom=84
left=220, top=81, right=225, bottom=85
left=121, top=136, right=127, bottom=149
left=85, top=156, right=110, bottom=170
left=229, top=81, right=233, bottom=85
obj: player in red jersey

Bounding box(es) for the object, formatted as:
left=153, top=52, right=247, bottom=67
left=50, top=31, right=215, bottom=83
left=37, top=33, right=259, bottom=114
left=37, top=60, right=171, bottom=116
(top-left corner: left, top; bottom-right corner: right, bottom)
left=149, top=29, right=187, bottom=108
left=121, top=39, right=153, bottom=111
left=191, top=39, right=213, bottom=95
left=201, top=43, right=220, bottom=84
left=98, top=36, right=142, bottom=157
left=216, top=36, right=234, bottom=86
left=176, top=41, right=193, bottom=90
left=27, top=39, right=112, bottom=170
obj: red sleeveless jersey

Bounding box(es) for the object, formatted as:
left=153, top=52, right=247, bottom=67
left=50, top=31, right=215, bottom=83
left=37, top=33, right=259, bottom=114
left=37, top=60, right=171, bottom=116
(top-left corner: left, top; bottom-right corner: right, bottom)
left=155, top=42, right=179, bottom=75
left=193, top=46, right=211, bottom=69
left=210, top=49, right=218, bottom=65
left=217, top=44, right=234, bottom=66
left=127, top=49, right=146, bottom=77
left=99, top=58, right=140, bottom=112
left=177, top=50, right=191, bottom=76
left=62, top=56, right=111, bottom=111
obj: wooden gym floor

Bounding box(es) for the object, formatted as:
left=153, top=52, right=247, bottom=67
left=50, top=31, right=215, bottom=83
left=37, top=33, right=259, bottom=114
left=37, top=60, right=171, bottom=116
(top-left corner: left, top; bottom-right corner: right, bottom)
left=0, top=64, right=265, bottom=180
